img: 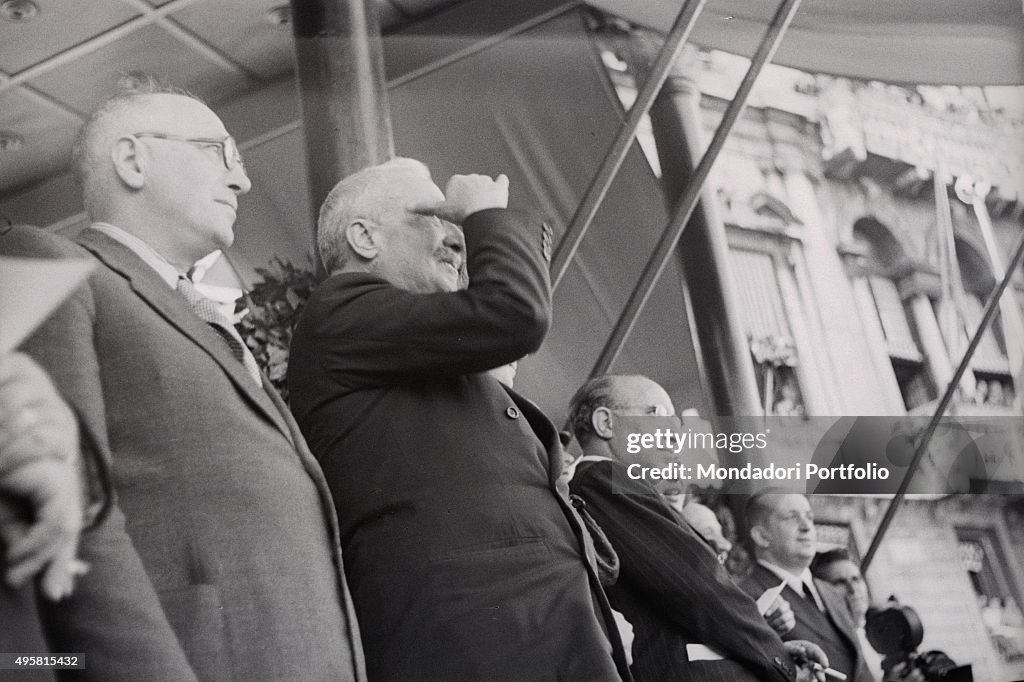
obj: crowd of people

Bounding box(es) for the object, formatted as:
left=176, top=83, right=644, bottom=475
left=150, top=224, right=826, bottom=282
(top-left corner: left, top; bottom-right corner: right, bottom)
left=0, top=80, right=923, bottom=681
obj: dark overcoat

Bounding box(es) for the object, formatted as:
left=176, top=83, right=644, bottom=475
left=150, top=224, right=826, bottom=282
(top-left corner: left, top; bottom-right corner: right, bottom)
left=289, top=208, right=629, bottom=681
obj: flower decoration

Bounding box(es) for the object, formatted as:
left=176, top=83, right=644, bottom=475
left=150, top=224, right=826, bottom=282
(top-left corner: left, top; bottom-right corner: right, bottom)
left=236, top=257, right=320, bottom=401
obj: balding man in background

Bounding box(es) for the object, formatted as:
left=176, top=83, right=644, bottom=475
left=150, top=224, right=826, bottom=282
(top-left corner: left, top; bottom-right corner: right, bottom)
left=6, top=81, right=363, bottom=681
left=566, top=374, right=827, bottom=682
left=680, top=502, right=733, bottom=565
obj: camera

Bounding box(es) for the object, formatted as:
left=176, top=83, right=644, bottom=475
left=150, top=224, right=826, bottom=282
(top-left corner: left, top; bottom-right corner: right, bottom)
left=865, top=599, right=973, bottom=681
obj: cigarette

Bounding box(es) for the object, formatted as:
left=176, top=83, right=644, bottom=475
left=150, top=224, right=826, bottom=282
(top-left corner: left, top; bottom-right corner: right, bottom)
left=811, top=663, right=847, bottom=680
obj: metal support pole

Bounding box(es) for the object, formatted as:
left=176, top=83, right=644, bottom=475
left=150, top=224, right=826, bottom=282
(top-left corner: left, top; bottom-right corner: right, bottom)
left=587, top=0, right=803, bottom=379
left=549, top=0, right=708, bottom=290
left=861, top=227, right=1024, bottom=572
left=958, top=179, right=1024, bottom=409
left=290, top=0, right=394, bottom=243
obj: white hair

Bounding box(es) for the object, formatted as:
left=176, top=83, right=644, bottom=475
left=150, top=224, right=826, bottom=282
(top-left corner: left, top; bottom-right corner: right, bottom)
left=316, top=157, right=432, bottom=274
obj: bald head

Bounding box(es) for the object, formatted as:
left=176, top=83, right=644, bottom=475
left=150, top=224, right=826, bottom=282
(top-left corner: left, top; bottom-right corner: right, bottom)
left=681, top=502, right=732, bottom=561
left=568, top=374, right=674, bottom=451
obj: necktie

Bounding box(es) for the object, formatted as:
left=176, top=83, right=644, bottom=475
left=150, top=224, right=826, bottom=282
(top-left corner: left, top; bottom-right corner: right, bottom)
left=176, top=276, right=262, bottom=385
left=801, top=581, right=824, bottom=611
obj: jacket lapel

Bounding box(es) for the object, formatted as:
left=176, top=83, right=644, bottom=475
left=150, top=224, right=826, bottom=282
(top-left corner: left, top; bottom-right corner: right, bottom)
left=78, top=229, right=294, bottom=444
left=752, top=562, right=782, bottom=593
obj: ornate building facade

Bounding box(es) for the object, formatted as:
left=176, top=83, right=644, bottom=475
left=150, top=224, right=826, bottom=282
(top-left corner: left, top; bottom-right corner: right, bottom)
left=602, top=32, right=1024, bottom=680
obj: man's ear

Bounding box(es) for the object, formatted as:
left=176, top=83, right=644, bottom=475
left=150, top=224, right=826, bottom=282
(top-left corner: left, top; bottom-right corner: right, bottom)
left=591, top=406, right=615, bottom=440
left=749, top=524, right=769, bottom=550
left=111, top=137, right=145, bottom=190
left=345, top=220, right=379, bottom=260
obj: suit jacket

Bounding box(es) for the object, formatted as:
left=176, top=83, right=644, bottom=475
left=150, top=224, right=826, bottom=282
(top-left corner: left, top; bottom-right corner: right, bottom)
left=2, top=225, right=365, bottom=682
left=741, top=563, right=876, bottom=682
left=288, top=208, right=629, bottom=681
left=569, top=459, right=796, bottom=682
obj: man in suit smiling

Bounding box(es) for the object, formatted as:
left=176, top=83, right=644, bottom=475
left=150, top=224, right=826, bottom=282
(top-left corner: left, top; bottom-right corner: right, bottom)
left=288, top=158, right=631, bottom=681
left=8, top=82, right=364, bottom=682
left=742, top=492, right=877, bottom=682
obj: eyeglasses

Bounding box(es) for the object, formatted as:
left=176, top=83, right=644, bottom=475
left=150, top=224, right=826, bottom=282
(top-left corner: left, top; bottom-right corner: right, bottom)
left=612, top=404, right=674, bottom=417
left=132, top=132, right=245, bottom=171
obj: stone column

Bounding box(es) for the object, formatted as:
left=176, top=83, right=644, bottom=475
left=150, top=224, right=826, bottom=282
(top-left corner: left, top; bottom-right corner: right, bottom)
left=626, top=34, right=762, bottom=417
left=290, top=0, right=394, bottom=246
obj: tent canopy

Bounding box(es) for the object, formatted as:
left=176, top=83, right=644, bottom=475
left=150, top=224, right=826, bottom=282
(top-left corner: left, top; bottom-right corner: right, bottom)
left=1, top=0, right=1021, bottom=201
left=590, top=0, right=1024, bottom=87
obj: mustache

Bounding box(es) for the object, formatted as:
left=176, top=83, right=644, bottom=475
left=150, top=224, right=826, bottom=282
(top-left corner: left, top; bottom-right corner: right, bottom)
left=434, top=247, right=463, bottom=269
left=435, top=247, right=468, bottom=289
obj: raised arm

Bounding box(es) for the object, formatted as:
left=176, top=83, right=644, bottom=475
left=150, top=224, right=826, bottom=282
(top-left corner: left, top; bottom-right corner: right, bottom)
left=295, top=205, right=553, bottom=389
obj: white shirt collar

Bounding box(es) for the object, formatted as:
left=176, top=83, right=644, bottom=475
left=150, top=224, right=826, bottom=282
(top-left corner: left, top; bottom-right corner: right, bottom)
left=757, top=559, right=825, bottom=611
left=564, top=454, right=613, bottom=482
left=90, top=222, right=183, bottom=288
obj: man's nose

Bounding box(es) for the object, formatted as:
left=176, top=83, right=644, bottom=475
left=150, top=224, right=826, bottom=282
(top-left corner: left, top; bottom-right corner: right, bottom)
left=229, top=165, right=252, bottom=195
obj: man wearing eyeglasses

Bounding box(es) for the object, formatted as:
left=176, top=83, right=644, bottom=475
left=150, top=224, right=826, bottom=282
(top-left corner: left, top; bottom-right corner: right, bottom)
left=566, top=374, right=829, bottom=682
left=6, top=81, right=364, bottom=681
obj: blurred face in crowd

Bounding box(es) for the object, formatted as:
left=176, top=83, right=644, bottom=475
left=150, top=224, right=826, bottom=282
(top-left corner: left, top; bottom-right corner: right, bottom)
left=751, top=494, right=817, bottom=572
left=371, top=170, right=465, bottom=294
left=817, top=558, right=869, bottom=624
left=681, top=503, right=732, bottom=564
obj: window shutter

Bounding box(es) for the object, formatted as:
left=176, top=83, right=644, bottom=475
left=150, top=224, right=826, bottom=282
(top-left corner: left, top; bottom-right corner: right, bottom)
left=727, top=248, right=793, bottom=342
left=867, top=275, right=922, bottom=362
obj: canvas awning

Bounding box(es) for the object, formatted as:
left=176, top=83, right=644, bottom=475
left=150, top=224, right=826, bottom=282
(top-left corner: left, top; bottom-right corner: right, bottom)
left=588, top=0, right=1024, bottom=86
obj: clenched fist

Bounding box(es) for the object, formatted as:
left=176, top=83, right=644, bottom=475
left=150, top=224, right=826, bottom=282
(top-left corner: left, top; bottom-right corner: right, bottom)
left=409, top=173, right=509, bottom=224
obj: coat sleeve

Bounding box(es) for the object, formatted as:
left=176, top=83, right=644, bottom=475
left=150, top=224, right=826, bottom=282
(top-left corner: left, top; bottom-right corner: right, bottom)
left=571, top=461, right=794, bottom=682
left=295, top=208, right=551, bottom=389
